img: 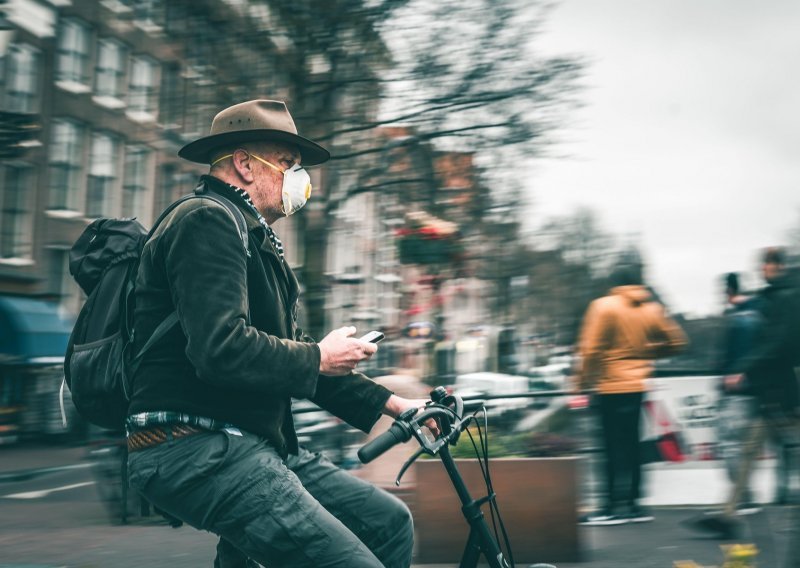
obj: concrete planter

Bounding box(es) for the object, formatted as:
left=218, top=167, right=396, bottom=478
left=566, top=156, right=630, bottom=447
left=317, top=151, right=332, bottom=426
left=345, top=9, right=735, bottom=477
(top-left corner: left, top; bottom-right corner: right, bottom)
left=413, top=456, right=582, bottom=564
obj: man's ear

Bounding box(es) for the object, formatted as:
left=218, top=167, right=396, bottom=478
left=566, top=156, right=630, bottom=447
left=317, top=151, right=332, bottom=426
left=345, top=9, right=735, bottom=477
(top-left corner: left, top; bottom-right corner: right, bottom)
left=232, top=149, right=255, bottom=183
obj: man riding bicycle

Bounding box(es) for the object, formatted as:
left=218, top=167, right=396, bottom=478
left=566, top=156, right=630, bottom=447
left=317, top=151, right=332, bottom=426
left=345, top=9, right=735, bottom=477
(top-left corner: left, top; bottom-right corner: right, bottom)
left=126, top=99, right=429, bottom=568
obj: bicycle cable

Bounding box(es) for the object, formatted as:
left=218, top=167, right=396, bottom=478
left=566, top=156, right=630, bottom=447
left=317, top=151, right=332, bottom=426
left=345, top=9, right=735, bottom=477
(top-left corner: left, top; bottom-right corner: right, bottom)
left=465, top=407, right=515, bottom=568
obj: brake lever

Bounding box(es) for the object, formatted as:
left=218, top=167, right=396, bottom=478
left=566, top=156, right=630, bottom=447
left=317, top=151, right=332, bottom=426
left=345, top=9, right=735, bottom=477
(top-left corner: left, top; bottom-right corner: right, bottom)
left=441, top=395, right=464, bottom=444
left=395, top=446, right=425, bottom=486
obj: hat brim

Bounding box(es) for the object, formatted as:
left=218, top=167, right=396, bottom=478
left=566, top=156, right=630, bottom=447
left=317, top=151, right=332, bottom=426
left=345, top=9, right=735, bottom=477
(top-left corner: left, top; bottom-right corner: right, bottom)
left=178, top=129, right=330, bottom=167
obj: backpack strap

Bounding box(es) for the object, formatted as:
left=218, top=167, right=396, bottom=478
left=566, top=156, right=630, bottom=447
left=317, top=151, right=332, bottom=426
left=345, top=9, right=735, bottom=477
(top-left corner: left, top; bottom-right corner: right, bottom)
left=133, top=311, right=179, bottom=363
left=123, top=310, right=180, bottom=399
left=128, top=181, right=252, bottom=368
left=144, top=181, right=250, bottom=255
left=193, top=182, right=250, bottom=258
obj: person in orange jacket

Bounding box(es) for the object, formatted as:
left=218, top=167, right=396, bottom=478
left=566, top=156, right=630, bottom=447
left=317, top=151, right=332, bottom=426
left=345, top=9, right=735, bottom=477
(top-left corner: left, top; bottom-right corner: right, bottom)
left=577, top=263, right=687, bottom=525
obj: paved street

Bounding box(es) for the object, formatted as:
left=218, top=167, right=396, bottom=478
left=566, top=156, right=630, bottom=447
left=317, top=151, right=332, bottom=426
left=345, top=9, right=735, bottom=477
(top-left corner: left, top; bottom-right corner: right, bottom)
left=1, top=436, right=797, bottom=568
left=0, top=376, right=795, bottom=568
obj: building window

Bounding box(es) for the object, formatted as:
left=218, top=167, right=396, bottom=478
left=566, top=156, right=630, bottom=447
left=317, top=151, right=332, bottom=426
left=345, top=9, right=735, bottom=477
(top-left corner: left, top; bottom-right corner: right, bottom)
left=127, top=56, right=157, bottom=117
left=158, top=62, right=181, bottom=127
left=94, top=39, right=125, bottom=99
left=48, top=119, right=85, bottom=211
left=156, top=164, right=194, bottom=213
left=56, top=19, right=91, bottom=88
left=0, top=164, right=34, bottom=259
left=122, top=145, right=150, bottom=219
left=47, top=247, right=82, bottom=314
left=86, top=133, right=118, bottom=218
left=4, top=44, right=40, bottom=113
left=132, top=0, right=165, bottom=32
left=47, top=248, right=71, bottom=301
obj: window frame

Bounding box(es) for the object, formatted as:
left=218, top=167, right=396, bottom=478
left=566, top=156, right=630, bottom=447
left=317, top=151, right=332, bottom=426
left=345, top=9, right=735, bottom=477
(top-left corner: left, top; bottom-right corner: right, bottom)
left=122, top=144, right=151, bottom=220
left=126, top=55, right=158, bottom=120
left=4, top=43, right=41, bottom=113
left=55, top=18, right=92, bottom=90
left=94, top=38, right=126, bottom=101
left=0, top=161, right=36, bottom=261
left=47, top=118, right=86, bottom=213
left=86, top=131, right=119, bottom=219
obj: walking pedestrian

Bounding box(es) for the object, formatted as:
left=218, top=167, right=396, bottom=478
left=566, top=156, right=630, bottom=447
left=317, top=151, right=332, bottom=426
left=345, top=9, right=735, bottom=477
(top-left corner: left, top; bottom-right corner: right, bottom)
left=684, top=247, right=800, bottom=551
left=715, top=272, right=762, bottom=514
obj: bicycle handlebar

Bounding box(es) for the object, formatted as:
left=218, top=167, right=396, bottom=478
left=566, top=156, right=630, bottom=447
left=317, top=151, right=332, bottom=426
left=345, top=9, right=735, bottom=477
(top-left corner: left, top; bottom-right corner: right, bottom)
left=357, top=392, right=469, bottom=465
left=357, top=421, right=412, bottom=464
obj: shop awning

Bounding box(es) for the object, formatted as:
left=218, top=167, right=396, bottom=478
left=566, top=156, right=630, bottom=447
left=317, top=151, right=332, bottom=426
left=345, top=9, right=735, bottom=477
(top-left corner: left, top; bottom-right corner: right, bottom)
left=0, top=296, right=74, bottom=365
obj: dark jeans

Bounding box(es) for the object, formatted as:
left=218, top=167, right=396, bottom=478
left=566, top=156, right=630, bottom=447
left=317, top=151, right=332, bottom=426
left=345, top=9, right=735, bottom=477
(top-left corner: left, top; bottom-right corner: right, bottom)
left=716, top=394, right=759, bottom=504
left=597, top=392, right=644, bottom=511
left=128, top=429, right=414, bottom=568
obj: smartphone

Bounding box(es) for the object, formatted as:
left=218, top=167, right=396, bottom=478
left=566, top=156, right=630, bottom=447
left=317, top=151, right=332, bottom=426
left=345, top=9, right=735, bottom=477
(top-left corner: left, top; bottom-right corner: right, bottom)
left=359, top=330, right=385, bottom=344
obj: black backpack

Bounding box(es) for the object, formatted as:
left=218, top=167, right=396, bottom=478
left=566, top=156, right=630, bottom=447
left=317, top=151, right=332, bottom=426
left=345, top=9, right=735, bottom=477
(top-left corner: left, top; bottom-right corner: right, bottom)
left=63, top=185, right=249, bottom=430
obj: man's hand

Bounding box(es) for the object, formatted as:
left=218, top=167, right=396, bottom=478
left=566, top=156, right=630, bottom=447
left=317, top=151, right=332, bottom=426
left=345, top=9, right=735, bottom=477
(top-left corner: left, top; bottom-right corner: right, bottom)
left=383, top=394, right=440, bottom=438
left=318, top=326, right=377, bottom=376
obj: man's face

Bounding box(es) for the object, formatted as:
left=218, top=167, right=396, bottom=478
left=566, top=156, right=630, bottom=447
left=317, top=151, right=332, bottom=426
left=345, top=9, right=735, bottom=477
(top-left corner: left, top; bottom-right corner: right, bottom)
left=762, top=261, right=784, bottom=283
left=244, top=142, right=301, bottom=222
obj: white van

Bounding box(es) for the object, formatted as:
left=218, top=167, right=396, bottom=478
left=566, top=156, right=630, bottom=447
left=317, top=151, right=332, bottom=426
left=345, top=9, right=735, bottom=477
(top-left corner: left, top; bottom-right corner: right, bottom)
left=452, top=372, right=529, bottom=414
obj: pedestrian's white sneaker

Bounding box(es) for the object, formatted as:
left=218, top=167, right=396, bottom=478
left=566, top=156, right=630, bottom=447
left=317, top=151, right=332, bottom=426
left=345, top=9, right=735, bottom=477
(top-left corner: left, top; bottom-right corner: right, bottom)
left=579, top=510, right=629, bottom=526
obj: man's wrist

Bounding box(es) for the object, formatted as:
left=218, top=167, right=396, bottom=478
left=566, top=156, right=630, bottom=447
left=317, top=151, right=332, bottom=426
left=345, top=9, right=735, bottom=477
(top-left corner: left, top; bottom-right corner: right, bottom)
left=382, top=394, right=404, bottom=418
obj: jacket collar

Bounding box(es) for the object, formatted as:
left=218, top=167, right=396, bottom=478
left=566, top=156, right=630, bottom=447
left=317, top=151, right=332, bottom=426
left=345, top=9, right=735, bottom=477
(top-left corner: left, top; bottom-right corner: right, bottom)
left=200, top=175, right=261, bottom=228
left=200, top=175, right=285, bottom=259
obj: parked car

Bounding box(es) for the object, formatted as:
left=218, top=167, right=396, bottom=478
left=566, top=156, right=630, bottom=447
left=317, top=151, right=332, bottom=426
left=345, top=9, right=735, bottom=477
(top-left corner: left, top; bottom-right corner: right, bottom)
left=451, top=372, right=530, bottom=416
left=527, top=363, right=571, bottom=391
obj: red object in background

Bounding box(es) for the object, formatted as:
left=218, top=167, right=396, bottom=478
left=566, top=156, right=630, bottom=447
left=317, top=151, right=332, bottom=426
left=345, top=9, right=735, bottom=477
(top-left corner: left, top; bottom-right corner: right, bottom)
left=568, top=395, right=590, bottom=410
left=404, top=305, right=424, bottom=316
left=417, top=275, right=439, bottom=286
left=656, top=432, right=686, bottom=462
left=642, top=400, right=687, bottom=463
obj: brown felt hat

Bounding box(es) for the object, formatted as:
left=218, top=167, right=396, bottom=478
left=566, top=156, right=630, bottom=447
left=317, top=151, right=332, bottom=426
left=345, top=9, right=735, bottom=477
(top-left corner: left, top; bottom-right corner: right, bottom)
left=178, top=99, right=330, bottom=166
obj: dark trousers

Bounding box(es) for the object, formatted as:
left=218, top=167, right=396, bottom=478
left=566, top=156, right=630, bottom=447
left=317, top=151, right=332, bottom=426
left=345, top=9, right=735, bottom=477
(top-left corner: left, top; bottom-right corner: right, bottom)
left=128, top=429, right=414, bottom=568
left=597, top=392, right=644, bottom=511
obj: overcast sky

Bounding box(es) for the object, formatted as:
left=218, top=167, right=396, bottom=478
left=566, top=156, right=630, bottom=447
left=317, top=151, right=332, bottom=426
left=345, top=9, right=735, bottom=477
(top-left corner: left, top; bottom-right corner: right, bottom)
left=529, top=0, right=800, bottom=317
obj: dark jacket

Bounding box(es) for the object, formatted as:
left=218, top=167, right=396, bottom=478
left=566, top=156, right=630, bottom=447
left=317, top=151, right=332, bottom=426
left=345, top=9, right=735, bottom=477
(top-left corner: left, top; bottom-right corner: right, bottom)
left=744, top=270, right=800, bottom=414
left=718, top=297, right=761, bottom=377
left=129, top=175, right=392, bottom=457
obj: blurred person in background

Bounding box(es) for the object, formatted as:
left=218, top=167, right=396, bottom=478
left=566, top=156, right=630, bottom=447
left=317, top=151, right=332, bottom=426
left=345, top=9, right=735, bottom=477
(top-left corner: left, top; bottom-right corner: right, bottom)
left=125, top=100, right=431, bottom=568
left=715, top=272, right=763, bottom=513
left=576, top=263, right=688, bottom=526
left=686, top=247, right=800, bottom=553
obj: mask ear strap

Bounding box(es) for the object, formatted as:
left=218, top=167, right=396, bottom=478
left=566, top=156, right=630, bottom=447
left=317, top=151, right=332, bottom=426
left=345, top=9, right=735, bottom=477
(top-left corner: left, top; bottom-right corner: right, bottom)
left=211, top=154, right=233, bottom=166
left=249, top=153, right=285, bottom=174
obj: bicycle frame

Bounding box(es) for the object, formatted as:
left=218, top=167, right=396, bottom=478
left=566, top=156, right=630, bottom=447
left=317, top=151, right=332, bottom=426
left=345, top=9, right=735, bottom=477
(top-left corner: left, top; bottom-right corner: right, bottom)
left=437, top=443, right=510, bottom=568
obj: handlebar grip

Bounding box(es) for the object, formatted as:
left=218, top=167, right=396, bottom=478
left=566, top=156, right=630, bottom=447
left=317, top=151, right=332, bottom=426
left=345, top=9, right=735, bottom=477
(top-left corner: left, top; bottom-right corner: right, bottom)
left=358, top=422, right=410, bottom=464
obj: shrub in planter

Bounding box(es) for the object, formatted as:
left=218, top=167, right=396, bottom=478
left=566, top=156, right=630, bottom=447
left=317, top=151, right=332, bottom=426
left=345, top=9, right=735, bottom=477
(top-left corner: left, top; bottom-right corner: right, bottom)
left=444, top=428, right=579, bottom=459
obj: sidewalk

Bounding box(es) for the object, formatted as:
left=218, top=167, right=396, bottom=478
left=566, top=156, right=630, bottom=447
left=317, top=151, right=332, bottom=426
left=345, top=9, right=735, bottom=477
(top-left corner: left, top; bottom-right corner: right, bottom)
left=412, top=505, right=795, bottom=567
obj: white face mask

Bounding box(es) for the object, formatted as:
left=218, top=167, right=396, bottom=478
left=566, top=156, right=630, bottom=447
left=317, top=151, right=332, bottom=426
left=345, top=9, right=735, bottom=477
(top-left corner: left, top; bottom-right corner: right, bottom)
left=279, top=164, right=312, bottom=217
left=210, top=152, right=313, bottom=217
left=249, top=154, right=312, bottom=217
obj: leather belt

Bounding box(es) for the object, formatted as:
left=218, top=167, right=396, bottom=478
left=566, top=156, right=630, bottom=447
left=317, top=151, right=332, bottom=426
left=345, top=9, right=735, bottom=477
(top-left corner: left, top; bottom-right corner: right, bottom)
left=127, top=424, right=205, bottom=453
